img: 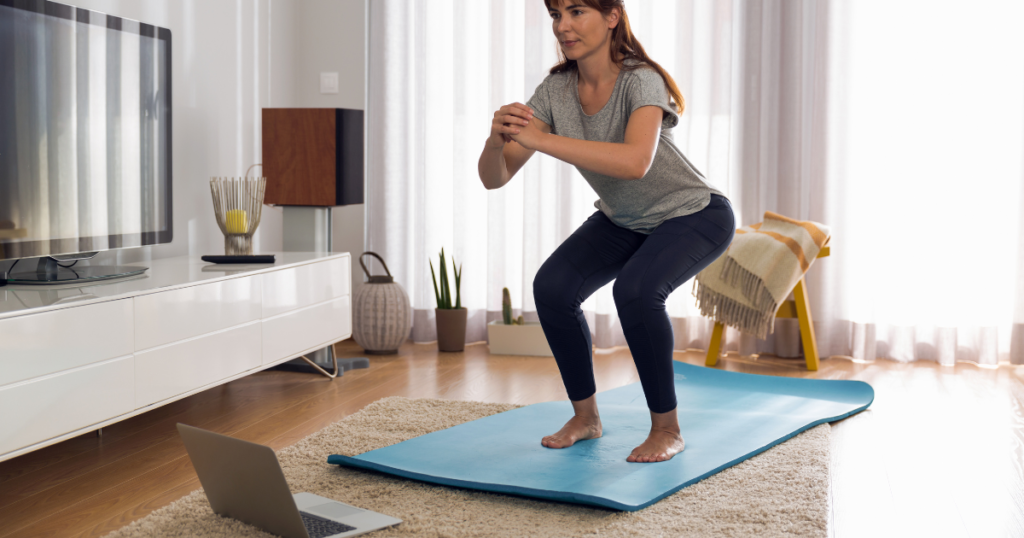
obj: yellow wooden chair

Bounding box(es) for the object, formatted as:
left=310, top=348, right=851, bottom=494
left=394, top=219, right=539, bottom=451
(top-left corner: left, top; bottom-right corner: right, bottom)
left=705, top=245, right=830, bottom=371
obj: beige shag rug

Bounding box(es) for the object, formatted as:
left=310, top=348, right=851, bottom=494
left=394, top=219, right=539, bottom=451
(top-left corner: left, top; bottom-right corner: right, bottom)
left=105, top=397, right=830, bottom=538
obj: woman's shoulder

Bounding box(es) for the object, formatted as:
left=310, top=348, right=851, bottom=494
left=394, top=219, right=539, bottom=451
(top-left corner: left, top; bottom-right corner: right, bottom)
left=536, top=68, right=574, bottom=93
left=621, top=58, right=661, bottom=82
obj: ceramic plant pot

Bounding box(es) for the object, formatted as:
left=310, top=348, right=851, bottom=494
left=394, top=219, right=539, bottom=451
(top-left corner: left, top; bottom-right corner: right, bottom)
left=486, top=320, right=554, bottom=357
left=435, top=307, right=467, bottom=352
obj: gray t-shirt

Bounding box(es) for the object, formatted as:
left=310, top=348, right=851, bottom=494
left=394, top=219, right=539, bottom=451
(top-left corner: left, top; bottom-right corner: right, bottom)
left=526, top=58, right=725, bottom=234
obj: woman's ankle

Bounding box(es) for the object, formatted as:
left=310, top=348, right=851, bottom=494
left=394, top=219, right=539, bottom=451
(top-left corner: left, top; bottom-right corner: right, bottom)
left=649, top=407, right=681, bottom=434
left=569, top=394, right=600, bottom=420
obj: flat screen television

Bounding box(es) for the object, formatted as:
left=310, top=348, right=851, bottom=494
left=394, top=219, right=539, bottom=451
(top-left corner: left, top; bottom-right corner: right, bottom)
left=0, top=0, right=171, bottom=284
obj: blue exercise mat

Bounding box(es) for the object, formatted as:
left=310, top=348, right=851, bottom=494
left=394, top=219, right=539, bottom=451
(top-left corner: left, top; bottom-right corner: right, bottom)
left=328, top=361, right=873, bottom=511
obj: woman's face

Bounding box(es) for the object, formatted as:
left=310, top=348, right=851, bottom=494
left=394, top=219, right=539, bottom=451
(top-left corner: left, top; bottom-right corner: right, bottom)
left=548, top=3, right=619, bottom=63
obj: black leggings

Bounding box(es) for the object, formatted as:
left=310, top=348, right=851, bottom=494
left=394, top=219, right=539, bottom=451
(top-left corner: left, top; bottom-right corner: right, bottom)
left=534, top=194, right=735, bottom=413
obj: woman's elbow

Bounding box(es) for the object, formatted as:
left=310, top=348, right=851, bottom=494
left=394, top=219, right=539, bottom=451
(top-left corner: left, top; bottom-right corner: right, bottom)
left=629, top=158, right=652, bottom=181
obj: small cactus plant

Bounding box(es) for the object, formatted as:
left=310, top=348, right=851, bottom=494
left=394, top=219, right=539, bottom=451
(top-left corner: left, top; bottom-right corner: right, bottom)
left=502, top=287, right=513, bottom=324
left=502, top=287, right=527, bottom=325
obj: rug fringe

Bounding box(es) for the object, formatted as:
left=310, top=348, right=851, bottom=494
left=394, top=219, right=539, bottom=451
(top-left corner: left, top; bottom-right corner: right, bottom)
left=694, top=278, right=776, bottom=340
left=719, top=256, right=777, bottom=312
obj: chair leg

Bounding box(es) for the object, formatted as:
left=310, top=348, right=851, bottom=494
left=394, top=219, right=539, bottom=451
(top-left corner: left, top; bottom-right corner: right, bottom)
left=706, top=322, right=725, bottom=366
left=793, top=278, right=820, bottom=371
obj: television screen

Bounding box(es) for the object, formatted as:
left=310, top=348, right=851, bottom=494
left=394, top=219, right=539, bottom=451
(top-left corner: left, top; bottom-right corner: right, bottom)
left=0, top=0, right=172, bottom=260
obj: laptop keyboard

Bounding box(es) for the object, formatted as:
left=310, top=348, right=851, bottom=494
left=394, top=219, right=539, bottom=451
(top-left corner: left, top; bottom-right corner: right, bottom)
left=300, top=511, right=356, bottom=538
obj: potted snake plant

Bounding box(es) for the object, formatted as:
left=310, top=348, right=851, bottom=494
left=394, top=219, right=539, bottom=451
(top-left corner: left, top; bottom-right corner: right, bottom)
left=486, top=287, right=553, bottom=357
left=430, top=248, right=466, bottom=352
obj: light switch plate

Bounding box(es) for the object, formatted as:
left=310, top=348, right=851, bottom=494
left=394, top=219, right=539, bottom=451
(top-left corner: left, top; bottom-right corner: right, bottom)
left=320, top=72, right=339, bottom=94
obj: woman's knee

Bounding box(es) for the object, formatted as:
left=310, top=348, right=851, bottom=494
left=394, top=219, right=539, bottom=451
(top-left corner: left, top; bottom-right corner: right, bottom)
left=612, top=275, right=653, bottom=311
left=613, top=254, right=675, bottom=310
left=534, top=256, right=578, bottom=309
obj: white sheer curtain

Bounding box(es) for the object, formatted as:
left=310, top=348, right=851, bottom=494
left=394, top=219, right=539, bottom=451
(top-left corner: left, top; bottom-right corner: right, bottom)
left=366, top=0, right=1024, bottom=366
left=822, top=0, right=1024, bottom=365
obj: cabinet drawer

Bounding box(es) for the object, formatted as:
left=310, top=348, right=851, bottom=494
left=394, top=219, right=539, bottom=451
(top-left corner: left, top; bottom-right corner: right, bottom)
left=262, top=256, right=350, bottom=318
left=0, top=356, right=134, bottom=457
left=134, top=275, right=262, bottom=352
left=263, top=295, right=351, bottom=364
left=0, top=300, right=133, bottom=387
left=135, top=321, right=262, bottom=408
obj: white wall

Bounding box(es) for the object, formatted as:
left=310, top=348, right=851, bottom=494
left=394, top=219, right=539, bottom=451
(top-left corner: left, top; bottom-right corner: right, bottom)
left=1, top=0, right=368, bottom=295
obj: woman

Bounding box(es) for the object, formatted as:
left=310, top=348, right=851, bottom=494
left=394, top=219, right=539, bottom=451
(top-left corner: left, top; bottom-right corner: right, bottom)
left=477, top=0, right=735, bottom=463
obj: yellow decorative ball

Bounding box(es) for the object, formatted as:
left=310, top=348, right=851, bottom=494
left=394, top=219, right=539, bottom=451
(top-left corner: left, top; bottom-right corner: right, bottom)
left=226, top=209, right=248, bottom=234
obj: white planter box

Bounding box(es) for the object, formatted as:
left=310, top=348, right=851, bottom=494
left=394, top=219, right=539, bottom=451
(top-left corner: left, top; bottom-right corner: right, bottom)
left=487, top=320, right=553, bottom=357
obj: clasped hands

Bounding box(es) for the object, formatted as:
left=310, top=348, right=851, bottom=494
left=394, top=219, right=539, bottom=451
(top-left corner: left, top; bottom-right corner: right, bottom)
left=489, top=102, right=546, bottom=151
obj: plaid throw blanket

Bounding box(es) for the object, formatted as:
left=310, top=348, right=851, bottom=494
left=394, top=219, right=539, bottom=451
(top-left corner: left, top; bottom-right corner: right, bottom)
left=693, top=211, right=830, bottom=339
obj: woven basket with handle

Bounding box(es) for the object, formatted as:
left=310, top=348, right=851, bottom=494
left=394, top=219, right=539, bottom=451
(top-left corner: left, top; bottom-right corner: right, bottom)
left=352, top=252, right=411, bottom=354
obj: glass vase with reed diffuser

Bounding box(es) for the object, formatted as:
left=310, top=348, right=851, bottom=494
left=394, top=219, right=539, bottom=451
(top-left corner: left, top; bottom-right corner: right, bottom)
left=209, top=175, right=267, bottom=255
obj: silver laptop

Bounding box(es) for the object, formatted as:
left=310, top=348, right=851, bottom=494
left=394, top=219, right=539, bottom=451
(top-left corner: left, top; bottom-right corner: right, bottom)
left=177, top=423, right=402, bottom=538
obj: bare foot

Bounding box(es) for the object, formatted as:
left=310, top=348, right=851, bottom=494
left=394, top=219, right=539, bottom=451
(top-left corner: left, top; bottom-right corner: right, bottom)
left=626, top=428, right=685, bottom=462
left=541, top=415, right=602, bottom=448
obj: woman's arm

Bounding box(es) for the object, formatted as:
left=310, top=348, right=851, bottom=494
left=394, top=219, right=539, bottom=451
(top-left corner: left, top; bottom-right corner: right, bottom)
left=478, top=119, right=553, bottom=190
left=479, top=102, right=552, bottom=190
left=510, top=105, right=663, bottom=181
left=478, top=139, right=513, bottom=190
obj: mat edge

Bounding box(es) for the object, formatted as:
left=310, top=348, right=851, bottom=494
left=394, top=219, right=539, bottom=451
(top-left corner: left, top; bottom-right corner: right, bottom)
left=327, top=455, right=632, bottom=511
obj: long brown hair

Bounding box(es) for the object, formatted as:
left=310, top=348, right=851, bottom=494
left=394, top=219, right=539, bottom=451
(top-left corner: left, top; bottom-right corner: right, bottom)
left=543, top=0, right=685, bottom=114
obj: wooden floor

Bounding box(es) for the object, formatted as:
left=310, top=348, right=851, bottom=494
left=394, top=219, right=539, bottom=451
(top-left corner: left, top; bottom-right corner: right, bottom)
left=1, top=339, right=1023, bottom=538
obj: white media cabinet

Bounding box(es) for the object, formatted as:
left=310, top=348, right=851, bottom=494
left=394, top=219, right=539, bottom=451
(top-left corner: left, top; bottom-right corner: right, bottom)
left=0, top=252, right=352, bottom=463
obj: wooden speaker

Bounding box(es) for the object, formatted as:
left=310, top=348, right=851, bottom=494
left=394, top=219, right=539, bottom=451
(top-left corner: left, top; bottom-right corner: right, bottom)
left=262, top=108, right=364, bottom=206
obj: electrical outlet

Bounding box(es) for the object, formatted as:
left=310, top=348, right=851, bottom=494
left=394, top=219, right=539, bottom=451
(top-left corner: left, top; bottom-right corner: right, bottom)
left=320, top=72, right=339, bottom=94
